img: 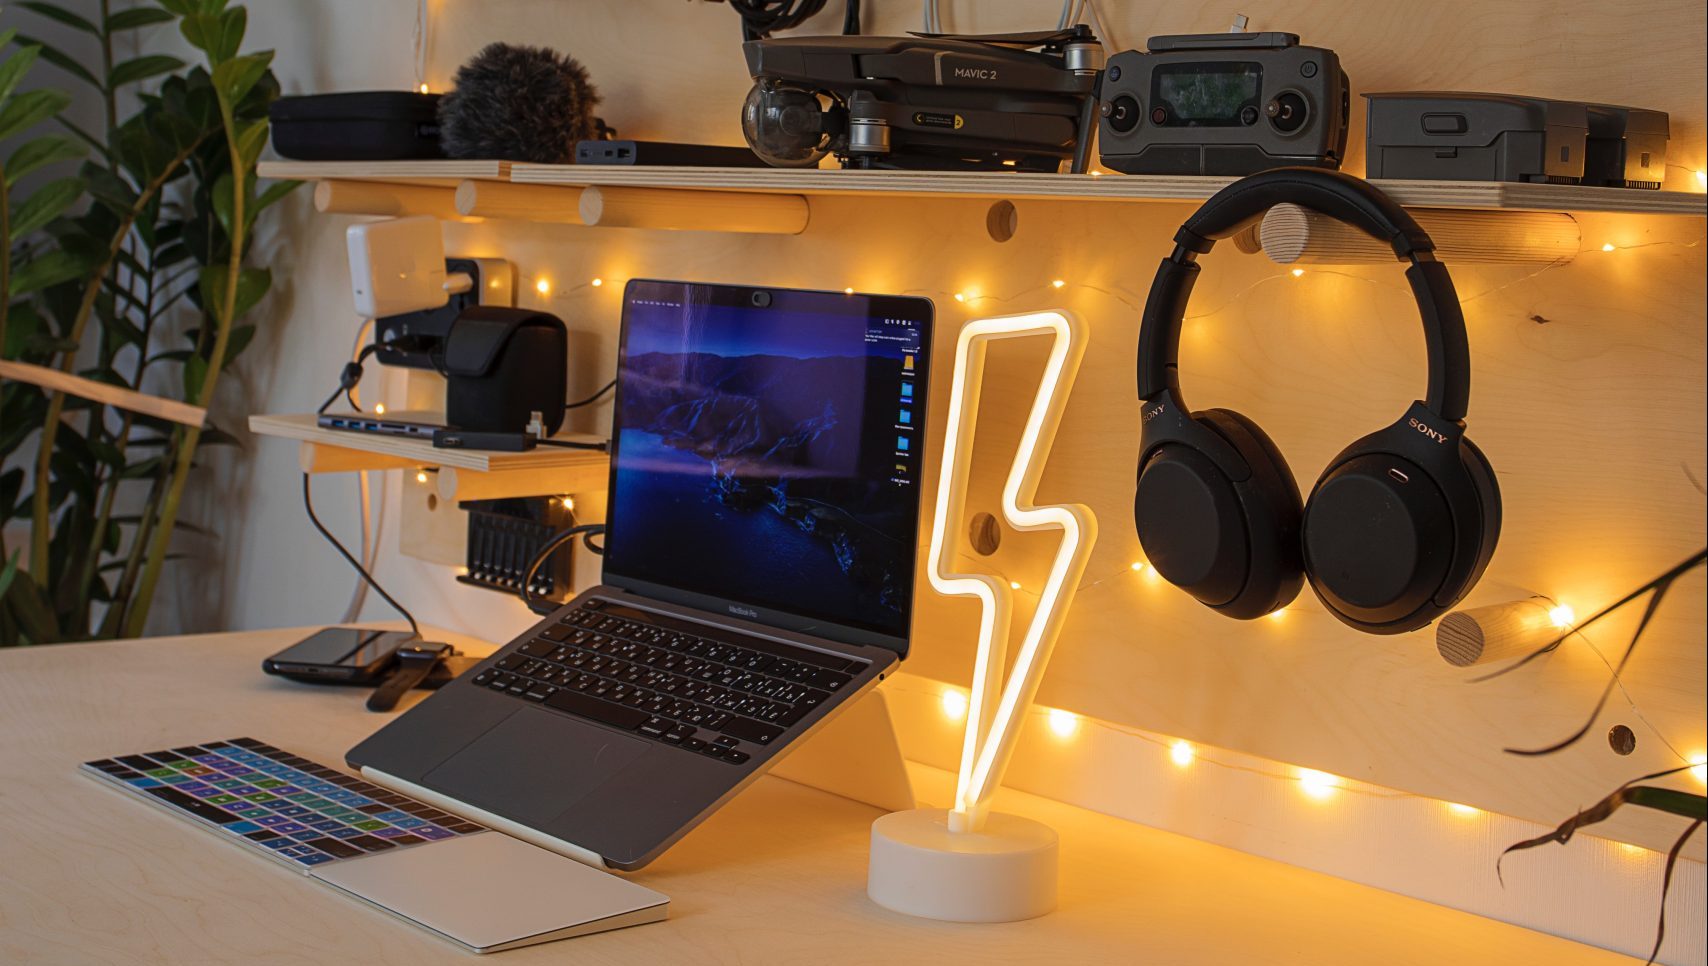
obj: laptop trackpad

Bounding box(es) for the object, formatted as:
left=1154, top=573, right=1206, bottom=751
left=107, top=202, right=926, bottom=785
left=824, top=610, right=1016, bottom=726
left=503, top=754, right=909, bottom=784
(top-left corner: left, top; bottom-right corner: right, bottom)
left=422, top=708, right=648, bottom=827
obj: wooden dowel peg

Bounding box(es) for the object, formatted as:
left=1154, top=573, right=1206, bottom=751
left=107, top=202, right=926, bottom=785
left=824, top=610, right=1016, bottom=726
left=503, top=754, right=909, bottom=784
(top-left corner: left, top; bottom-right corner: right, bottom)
left=454, top=180, right=585, bottom=224
left=1436, top=598, right=1561, bottom=667
left=578, top=185, right=810, bottom=235
left=313, top=180, right=468, bottom=221
left=1260, top=205, right=1580, bottom=265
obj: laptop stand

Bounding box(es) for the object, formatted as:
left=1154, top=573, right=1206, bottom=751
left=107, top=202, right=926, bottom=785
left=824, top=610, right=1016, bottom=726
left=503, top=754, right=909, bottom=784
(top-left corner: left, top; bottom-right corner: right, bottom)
left=770, top=686, right=915, bottom=813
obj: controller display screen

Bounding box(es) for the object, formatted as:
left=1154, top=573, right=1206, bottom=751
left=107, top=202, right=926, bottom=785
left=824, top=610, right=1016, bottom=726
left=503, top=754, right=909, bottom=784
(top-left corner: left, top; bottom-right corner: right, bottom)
left=1153, top=62, right=1263, bottom=126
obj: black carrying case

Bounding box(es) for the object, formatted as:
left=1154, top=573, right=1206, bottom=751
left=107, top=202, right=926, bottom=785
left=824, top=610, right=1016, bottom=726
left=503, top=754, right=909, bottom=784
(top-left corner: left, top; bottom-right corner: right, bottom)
left=269, top=91, right=444, bottom=161
left=441, top=307, right=567, bottom=437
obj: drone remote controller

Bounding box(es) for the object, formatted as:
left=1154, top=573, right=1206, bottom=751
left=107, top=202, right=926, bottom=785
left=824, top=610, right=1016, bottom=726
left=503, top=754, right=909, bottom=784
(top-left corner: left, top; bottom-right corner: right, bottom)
left=1098, top=32, right=1349, bottom=177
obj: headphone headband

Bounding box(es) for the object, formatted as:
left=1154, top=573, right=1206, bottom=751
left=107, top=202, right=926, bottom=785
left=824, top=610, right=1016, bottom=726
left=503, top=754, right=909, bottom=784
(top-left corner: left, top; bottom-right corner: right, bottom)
left=1137, top=168, right=1471, bottom=423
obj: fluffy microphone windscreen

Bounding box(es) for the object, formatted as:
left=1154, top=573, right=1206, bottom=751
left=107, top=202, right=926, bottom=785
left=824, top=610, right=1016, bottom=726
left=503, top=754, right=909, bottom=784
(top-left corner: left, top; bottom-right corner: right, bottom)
left=438, top=43, right=601, bottom=163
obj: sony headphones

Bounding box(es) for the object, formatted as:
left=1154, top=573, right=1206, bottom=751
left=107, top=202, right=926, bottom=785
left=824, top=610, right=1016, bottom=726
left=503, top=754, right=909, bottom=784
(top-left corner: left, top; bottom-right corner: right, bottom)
left=1133, top=168, right=1500, bottom=635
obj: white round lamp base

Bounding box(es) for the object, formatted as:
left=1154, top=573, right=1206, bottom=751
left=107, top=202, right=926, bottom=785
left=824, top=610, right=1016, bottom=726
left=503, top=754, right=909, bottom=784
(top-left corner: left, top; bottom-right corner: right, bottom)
left=866, top=808, right=1059, bottom=923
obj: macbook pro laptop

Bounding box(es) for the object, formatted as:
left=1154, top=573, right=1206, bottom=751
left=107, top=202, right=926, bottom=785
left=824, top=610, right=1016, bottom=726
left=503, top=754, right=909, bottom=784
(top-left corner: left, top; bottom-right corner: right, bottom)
left=347, top=279, right=933, bottom=871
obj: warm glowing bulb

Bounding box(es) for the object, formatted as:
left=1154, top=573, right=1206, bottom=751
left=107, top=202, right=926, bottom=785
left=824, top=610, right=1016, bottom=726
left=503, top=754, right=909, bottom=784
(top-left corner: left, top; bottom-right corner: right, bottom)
left=559, top=496, right=575, bottom=511
left=953, top=292, right=967, bottom=303
left=1170, top=739, right=1195, bottom=767
left=1446, top=802, right=1479, bottom=817
left=418, top=83, right=430, bottom=94
left=1009, top=580, right=1022, bottom=590
left=941, top=688, right=968, bottom=721
left=1600, top=242, right=1616, bottom=253
left=414, top=470, right=428, bottom=484
left=1689, top=755, right=1707, bottom=785
left=1088, top=170, right=1102, bottom=177
left=1549, top=604, right=1575, bottom=628
left=373, top=403, right=387, bottom=415
left=535, top=278, right=551, bottom=295
left=1697, top=170, right=1706, bottom=188
left=1051, top=279, right=1066, bottom=289
left=1298, top=768, right=1339, bottom=799
left=590, top=277, right=603, bottom=288
left=844, top=287, right=854, bottom=295
left=1047, top=708, right=1079, bottom=738
left=1290, top=268, right=1305, bottom=278
left=1130, top=561, right=1145, bottom=573
left=1267, top=608, right=1286, bottom=621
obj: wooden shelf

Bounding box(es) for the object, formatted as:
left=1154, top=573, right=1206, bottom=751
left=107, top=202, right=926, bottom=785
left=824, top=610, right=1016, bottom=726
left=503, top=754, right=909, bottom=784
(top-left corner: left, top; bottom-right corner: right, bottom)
left=247, top=412, right=609, bottom=500
left=259, top=159, right=1708, bottom=216
left=260, top=160, right=509, bottom=186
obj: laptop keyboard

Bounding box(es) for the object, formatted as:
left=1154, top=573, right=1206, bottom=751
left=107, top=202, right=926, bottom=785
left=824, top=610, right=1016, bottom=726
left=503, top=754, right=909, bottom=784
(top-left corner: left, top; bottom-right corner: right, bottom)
left=472, top=599, right=865, bottom=765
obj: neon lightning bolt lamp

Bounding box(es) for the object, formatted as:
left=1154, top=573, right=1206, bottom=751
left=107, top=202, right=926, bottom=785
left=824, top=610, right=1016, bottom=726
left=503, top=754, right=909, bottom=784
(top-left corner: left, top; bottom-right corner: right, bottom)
left=867, top=309, right=1097, bottom=923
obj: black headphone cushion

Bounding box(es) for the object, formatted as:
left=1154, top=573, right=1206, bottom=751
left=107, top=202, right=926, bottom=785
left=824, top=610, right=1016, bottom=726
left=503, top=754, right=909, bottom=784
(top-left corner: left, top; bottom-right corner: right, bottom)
left=1453, top=434, right=1502, bottom=600
left=1196, top=409, right=1306, bottom=618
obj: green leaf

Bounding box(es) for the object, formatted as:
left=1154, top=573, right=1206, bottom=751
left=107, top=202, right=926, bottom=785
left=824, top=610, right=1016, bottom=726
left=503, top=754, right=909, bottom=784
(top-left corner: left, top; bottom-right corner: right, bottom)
left=0, top=87, right=72, bottom=143
left=0, top=27, right=16, bottom=49
left=4, top=134, right=85, bottom=184
left=252, top=177, right=300, bottom=215
left=0, top=549, right=19, bottom=601
left=182, top=352, right=207, bottom=401
left=1, top=563, right=60, bottom=643
left=108, top=54, right=185, bottom=89
left=7, top=175, right=85, bottom=236
left=0, top=42, right=41, bottom=103
left=233, top=116, right=267, bottom=170
left=18, top=2, right=100, bottom=36
left=209, top=168, right=233, bottom=234
left=221, top=323, right=255, bottom=364
left=198, top=265, right=270, bottom=323
left=106, top=7, right=178, bottom=31
left=12, top=34, right=99, bottom=88
left=212, top=51, right=270, bottom=106
left=179, top=7, right=244, bottom=62
left=10, top=248, right=90, bottom=295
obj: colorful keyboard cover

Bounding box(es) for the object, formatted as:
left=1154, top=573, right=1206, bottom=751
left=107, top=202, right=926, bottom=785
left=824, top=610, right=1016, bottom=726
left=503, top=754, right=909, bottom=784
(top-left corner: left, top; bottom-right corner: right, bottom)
left=81, top=737, right=484, bottom=870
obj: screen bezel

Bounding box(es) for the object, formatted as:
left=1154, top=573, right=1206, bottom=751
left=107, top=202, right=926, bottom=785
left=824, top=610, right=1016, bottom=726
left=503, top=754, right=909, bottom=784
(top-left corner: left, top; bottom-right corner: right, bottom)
left=603, top=279, right=934, bottom=657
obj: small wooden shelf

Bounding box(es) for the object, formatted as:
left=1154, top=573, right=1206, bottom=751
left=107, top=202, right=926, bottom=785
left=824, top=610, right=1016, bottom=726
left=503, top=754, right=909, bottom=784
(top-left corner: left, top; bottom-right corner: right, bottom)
left=258, top=159, right=1708, bottom=217
left=248, top=412, right=609, bottom=500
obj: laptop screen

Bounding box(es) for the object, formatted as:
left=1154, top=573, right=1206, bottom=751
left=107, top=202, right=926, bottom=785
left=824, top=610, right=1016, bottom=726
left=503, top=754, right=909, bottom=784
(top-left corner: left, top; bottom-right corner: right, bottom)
left=603, top=281, right=933, bottom=651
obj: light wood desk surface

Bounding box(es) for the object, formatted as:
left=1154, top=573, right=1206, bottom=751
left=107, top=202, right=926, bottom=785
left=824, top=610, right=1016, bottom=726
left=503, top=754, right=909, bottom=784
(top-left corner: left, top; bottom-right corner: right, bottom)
left=0, top=628, right=1639, bottom=965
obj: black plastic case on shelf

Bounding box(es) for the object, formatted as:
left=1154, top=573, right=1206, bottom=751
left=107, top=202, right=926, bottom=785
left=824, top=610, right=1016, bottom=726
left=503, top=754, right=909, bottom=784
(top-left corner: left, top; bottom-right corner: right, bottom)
left=1364, top=91, right=1589, bottom=184
left=269, top=91, right=444, bottom=161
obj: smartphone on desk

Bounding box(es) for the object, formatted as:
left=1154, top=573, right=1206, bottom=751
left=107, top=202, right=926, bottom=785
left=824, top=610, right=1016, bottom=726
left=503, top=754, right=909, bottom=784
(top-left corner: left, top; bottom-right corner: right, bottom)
left=262, top=628, right=415, bottom=685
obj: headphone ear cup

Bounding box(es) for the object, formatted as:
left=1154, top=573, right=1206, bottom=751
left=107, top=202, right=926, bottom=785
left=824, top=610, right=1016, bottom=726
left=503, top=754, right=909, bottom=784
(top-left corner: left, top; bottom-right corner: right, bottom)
left=1197, top=410, right=1306, bottom=616
left=1302, top=419, right=1500, bottom=633
left=1135, top=409, right=1303, bottom=620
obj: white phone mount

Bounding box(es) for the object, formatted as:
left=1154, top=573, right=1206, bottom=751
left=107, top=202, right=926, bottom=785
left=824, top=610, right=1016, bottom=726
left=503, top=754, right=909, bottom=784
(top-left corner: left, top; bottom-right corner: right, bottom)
left=347, top=215, right=474, bottom=318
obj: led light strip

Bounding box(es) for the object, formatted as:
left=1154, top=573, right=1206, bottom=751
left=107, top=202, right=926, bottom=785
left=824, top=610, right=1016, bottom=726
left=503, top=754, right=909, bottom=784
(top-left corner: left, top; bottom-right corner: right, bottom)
left=925, top=310, right=1097, bottom=832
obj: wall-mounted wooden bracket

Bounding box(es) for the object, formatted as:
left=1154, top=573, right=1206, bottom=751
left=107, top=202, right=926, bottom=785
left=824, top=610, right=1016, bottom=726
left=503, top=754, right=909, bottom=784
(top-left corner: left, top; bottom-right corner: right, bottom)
left=1436, top=598, right=1561, bottom=667
left=577, top=185, right=810, bottom=234
left=1249, top=205, right=1580, bottom=265
left=435, top=459, right=609, bottom=503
